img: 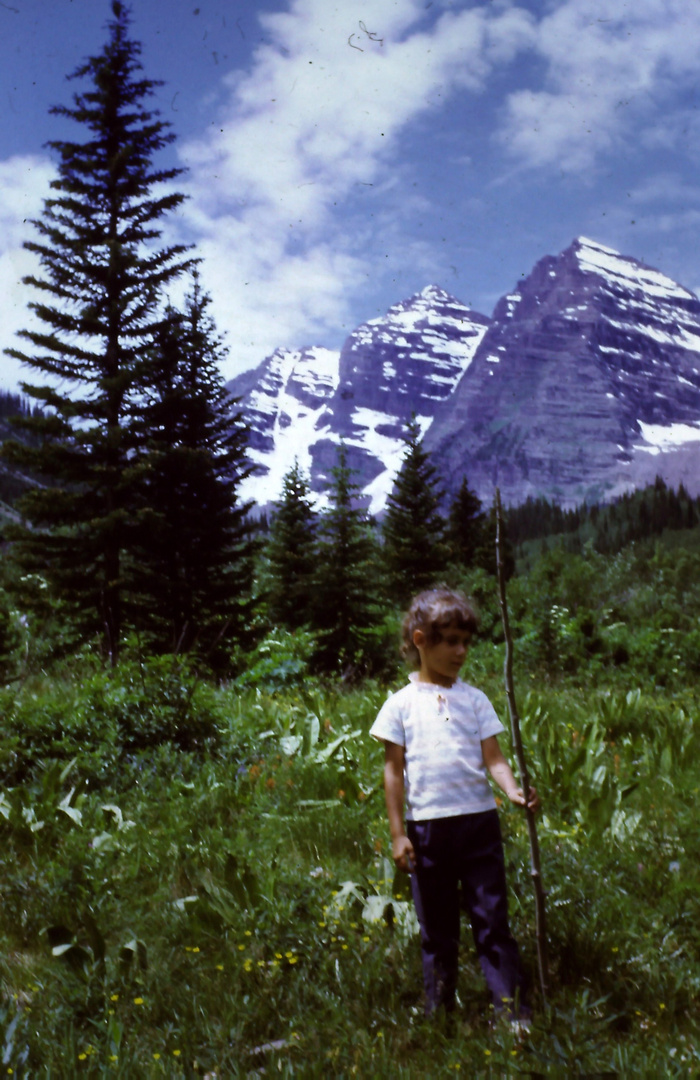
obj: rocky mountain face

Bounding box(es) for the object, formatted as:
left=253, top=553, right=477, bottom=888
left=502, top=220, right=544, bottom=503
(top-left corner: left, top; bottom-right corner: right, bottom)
left=426, top=238, right=700, bottom=506
left=228, top=239, right=700, bottom=512
left=228, top=286, right=489, bottom=514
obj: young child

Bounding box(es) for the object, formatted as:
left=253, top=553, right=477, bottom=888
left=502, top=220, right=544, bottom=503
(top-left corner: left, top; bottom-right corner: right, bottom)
left=370, top=588, right=538, bottom=1020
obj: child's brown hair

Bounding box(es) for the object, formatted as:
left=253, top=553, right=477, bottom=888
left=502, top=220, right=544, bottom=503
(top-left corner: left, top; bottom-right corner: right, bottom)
left=401, top=587, right=479, bottom=666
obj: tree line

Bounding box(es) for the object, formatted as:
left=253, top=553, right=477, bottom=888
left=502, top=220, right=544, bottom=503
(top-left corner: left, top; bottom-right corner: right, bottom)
left=508, top=479, right=700, bottom=555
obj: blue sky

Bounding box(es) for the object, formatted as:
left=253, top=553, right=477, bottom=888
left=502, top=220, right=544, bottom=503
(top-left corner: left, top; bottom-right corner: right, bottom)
left=2, top=0, right=700, bottom=391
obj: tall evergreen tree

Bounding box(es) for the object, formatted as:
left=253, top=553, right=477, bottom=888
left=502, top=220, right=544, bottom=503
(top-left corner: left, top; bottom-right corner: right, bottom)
left=2, top=2, right=195, bottom=661
left=447, top=476, right=485, bottom=568
left=265, top=460, right=318, bottom=631
left=381, top=418, right=447, bottom=604
left=313, top=445, right=381, bottom=672
left=128, top=274, right=254, bottom=655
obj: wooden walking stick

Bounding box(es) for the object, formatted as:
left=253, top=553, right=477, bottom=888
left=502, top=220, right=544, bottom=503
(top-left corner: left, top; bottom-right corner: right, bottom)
left=494, top=488, right=549, bottom=1006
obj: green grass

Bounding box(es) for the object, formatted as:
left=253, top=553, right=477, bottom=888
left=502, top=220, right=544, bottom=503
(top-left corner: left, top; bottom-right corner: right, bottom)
left=2, top=661, right=700, bottom=1076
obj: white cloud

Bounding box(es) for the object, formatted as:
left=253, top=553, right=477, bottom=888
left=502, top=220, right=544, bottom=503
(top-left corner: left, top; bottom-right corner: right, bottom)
left=499, top=0, right=700, bottom=173
left=0, top=156, right=55, bottom=391
left=178, top=0, right=535, bottom=377
left=628, top=173, right=700, bottom=207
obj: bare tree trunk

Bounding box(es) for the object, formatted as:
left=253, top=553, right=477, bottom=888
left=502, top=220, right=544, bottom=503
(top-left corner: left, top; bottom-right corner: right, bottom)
left=495, top=488, right=549, bottom=1006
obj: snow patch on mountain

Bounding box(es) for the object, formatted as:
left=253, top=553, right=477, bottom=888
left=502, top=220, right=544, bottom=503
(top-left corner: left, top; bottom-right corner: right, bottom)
left=237, top=345, right=339, bottom=507
left=232, top=285, right=489, bottom=514
left=576, top=237, right=696, bottom=302
left=635, top=419, right=700, bottom=454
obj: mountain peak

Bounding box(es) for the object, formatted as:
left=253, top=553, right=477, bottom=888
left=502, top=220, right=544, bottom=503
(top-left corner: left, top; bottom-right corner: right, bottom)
left=230, top=238, right=700, bottom=514
left=568, top=235, right=696, bottom=302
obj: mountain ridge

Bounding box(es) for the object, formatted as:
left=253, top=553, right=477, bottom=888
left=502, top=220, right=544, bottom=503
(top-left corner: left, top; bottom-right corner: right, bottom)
left=228, top=238, right=700, bottom=512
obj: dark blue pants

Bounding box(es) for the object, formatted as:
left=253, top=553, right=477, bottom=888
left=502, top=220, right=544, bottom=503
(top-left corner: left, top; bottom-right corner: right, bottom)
left=406, top=810, right=526, bottom=1016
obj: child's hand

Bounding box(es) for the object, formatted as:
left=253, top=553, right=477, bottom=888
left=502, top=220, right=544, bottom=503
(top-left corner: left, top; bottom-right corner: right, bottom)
left=509, top=786, right=540, bottom=812
left=392, top=835, right=416, bottom=873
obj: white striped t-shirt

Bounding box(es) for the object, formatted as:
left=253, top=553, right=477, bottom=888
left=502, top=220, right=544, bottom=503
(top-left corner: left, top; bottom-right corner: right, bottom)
left=370, top=673, right=505, bottom=821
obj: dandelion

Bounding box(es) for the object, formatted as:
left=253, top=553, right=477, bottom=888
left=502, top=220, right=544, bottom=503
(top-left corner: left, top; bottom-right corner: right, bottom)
left=153, top=1053, right=161, bottom=1060
left=238, top=944, right=245, bottom=951
left=110, top=993, right=119, bottom=1001
left=288, top=956, right=299, bottom=965
left=363, top=936, right=370, bottom=942
left=79, top=1054, right=88, bottom=1061
left=173, top=1050, right=182, bottom=1057
left=484, top=1049, right=491, bottom=1056
left=244, top=930, right=252, bottom=937
left=134, top=997, right=144, bottom=1005
left=216, top=964, right=224, bottom=971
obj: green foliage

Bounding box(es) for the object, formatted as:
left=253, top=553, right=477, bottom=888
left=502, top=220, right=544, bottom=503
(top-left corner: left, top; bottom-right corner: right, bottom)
left=510, top=477, right=700, bottom=557
left=1, top=666, right=699, bottom=1075
left=264, top=460, right=318, bottom=630
left=312, top=445, right=387, bottom=675
left=2, top=3, right=195, bottom=662
left=446, top=475, right=485, bottom=568
left=231, top=628, right=319, bottom=694
left=1, top=655, right=223, bottom=785
left=506, top=538, right=700, bottom=684
left=127, top=274, right=254, bottom=658
left=382, top=417, right=448, bottom=604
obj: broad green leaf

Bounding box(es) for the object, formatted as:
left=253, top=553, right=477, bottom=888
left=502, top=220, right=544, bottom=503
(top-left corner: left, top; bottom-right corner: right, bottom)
left=280, top=735, right=302, bottom=757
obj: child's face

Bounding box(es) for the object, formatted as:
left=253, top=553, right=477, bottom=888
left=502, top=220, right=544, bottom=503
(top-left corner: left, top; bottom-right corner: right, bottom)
left=413, top=622, right=472, bottom=687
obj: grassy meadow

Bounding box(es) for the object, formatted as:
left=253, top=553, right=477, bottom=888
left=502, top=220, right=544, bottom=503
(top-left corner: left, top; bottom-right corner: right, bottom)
left=2, top=532, right=700, bottom=1076
left=1, top=646, right=699, bottom=1077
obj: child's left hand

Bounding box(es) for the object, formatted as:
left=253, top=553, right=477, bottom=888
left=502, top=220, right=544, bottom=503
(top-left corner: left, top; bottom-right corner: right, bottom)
left=509, top=786, right=540, bottom=812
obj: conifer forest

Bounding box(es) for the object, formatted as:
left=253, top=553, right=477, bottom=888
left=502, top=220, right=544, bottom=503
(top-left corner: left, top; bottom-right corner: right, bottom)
left=1, top=6, right=700, bottom=1076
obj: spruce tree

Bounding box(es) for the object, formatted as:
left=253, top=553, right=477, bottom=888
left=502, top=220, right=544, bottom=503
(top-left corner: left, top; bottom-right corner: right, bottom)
left=265, top=460, right=318, bottom=631
left=447, top=476, right=485, bottom=569
left=313, top=445, right=381, bottom=673
left=128, top=274, right=254, bottom=656
left=2, top=2, right=195, bottom=661
left=381, top=418, right=447, bottom=605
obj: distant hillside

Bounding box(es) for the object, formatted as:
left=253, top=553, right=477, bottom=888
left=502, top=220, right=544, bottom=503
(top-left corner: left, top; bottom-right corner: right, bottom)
left=508, top=477, right=700, bottom=564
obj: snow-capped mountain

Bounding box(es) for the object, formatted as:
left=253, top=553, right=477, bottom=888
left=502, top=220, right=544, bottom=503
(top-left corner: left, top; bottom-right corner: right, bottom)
left=229, top=239, right=700, bottom=513
left=426, top=237, right=700, bottom=506
left=228, top=285, right=489, bottom=514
